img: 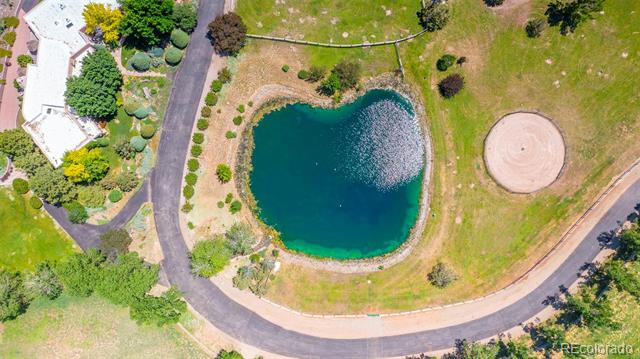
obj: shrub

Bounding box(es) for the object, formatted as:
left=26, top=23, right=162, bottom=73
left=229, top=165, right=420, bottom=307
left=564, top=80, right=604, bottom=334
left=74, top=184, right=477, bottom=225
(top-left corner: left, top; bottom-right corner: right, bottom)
left=208, top=12, right=247, bottom=55
left=236, top=104, right=245, bottom=113
left=130, top=286, right=186, bottom=326
left=216, top=350, right=244, bottom=359
left=100, top=228, right=133, bottom=259
left=185, top=172, right=198, bottom=186
left=417, top=2, right=450, bottom=32
left=12, top=178, right=29, bottom=194
left=216, top=164, right=232, bottom=183
left=148, top=47, right=164, bottom=58
left=192, top=133, right=205, bottom=144
left=124, top=102, right=140, bottom=115
left=457, top=56, right=467, bottom=66
left=217, top=201, right=224, bottom=208
left=191, top=144, right=202, bottom=157
left=3, top=16, right=19, bottom=28
left=225, top=223, right=256, bottom=255
left=201, top=106, right=211, bottom=118
left=187, top=159, right=199, bottom=172
left=318, top=72, right=341, bottom=96
left=205, top=92, right=218, bottom=106
left=165, top=47, right=183, bottom=65
left=114, top=139, right=136, bottom=159
left=116, top=171, right=139, bottom=192
left=30, top=167, right=76, bottom=205
left=210, top=80, right=223, bottom=92
left=436, top=54, right=456, bottom=71
left=197, top=119, right=209, bottom=131
left=133, top=107, right=151, bottom=119
left=225, top=193, right=233, bottom=204
left=0, top=270, right=30, bottom=322
left=131, top=52, right=152, bottom=71
left=190, top=237, right=231, bottom=277
left=77, top=185, right=106, bottom=208
left=484, top=0, right=504, bottom=6
left=95, top=253, right=158, bottom=305
left=232, top=116, right=242, bottom=126
left=427, top=262, right=458, bottom=288
left=183, top=185, right=194, bottom=199
left=438, top=73, right=465, bottom=98
left=54, top=249, right=105, bottom=297
left=24, top=262, right=62, bottom=300
left=281, top=64, right=290, bottom=72
left=181, top=202, right=193, bottom=213
left=218, top=67, right=232, bottom=83
left=86, top=137, right=110, bottom=149
left=297, top=70, right=310, bottom=80
left=66, top=202, right=88, bottom=224
left=170, top=28, right=190, bottom=49
left=225, top=131, right=237, bottom=139
left=2, top=31, right=16, bottom=46
left=308, top=65, right=326, bottom=82
left=129, top=136, right=147, bottom=152
left=63, top=148, right=110, bottom=183
left=332, top=61, right=361, bottom=90
left=525, top=18, right=546, bottom=38
left=29, top=196, right=43, bottom=209
left=17, top=54, right=32, bottom=68
left=140, top=124, right=156, bottom=139
left=173, top=2, right=198, bottom=33
left=229, top=200, right=242, bottom=214
left=108, top=189, right=123, bottom=203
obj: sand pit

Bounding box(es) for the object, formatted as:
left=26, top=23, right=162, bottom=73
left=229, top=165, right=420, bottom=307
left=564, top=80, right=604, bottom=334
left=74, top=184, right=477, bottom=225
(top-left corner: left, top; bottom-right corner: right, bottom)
left=484, top=112, right=565, bottom=193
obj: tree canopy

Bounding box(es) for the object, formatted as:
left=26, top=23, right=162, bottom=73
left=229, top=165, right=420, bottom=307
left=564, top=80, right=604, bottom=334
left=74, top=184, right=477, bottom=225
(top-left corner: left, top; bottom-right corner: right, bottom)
left=120, top=0, right=174, bottom=47
left=63, top=147, right=110, bottom=183
left=546, top=0, right=605, bottom=34
left=208, top=12, right=247, bottom=55
left=30, top=167, right=76, bottom=205
left=83, top=3, right=123, bottom=46
left=173, top=2, right=198, bottom=33
left=417, top=2, right=450, bottom=32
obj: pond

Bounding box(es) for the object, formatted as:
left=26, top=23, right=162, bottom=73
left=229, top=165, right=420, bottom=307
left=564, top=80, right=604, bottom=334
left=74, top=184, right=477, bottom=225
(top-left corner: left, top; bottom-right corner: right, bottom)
left=249, top=89, right=426, bottom=259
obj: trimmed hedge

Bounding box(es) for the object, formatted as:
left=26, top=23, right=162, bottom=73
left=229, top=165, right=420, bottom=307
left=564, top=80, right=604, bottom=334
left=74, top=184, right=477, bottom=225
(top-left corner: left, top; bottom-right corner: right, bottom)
left=140, top=125, right=156, bottom=139
left=131, top=52, right=152, bottom=72
left=185, top=173, right=198, bottom=186
left=124, top=102, right=141, bottom=116
left=190, top=144, right=202, bottom=157
left=149, top=47, right=164, bottom=58
left=165, top=47, right=183, bottom=65
left=210, top=80, right=223, bottom=93
left=130, top=136, right=147, bottom=152
left=187, top=159, right=199, bottom=172
left=133, top=107, right=151, bottom=119
left=108, top=189, right=123, bottom=203
left=297, top=70, right=309, bottom=80
left=183, top=185, right=194, bottom=199
left=205, top=92, right=218, bottom=106
left=192, top=133, right=205, bottom=144
left=29, top=196, right=43, bottom=209
left=170, top=29, right=190, bottom=49
left=436, top=54, right=457, bottom=71
left=197, top=119, right=209, bottom=131
left=12, top=178, right=29, bottom=194
left=281, top=64, right=290, bottom=72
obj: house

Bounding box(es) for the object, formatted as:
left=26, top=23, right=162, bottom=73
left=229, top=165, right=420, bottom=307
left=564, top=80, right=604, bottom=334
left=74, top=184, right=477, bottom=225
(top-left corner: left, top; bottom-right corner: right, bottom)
left=21, top=0, right=118, bottom=167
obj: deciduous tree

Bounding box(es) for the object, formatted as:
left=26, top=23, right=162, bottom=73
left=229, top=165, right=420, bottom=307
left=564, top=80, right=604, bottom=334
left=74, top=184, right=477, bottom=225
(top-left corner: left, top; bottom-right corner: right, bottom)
left=208, top=12, right=247, bottom=55
left=120, top=0, right=174, bottom=47
left=83, top=3, right=123, bottom=46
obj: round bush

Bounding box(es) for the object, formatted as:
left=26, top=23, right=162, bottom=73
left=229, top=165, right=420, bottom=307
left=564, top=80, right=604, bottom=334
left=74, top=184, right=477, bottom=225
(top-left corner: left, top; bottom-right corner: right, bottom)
left=525, top=18, right=546, bottom=38
left=130, top=136, right=147, bottom=152
left=197, top=119, right=209, bottom=131
left=171, top=29, right=190, bottom=49
left=191, top=144, right=202, bottom=157
left=205, top=92, right=218, bottom=106
left=225, top=131, right=237, bottom=139
left=281, top=64, right=290, bottom=72
left=124, top=102, right=140, bottom=115
left=133, top=107, right=151, bottom=119
left=297, top=70, right=310, bottom=80
left=187, top=159, right=199, bottom=172
left=192, top=133, right=205, bottom=144
left=232, top=116, right=242, bottom=126
left=131, top=52, right=152, bottom=72
left=484, top=0, right=504, bottom=6
left=216, top=164, right=232, bottom=183
left=210, top=80, right=223, bottom=93
left=67, top=204, right=88, bottom=224
left=436, top=54, right=457, bottom=71
left=201, top=106, right=212, bottom=118
left=185, top=172, right=198, bottom=186
left=108, top=189, right=123, bottom=203
left=29, top=196, right=43, bottom=209
left=148, top=47, right=164, bottom=58
left=140, top=125, right=156, bottom=139
left=438, top=73, right=465, bottom=98
left=12, top=178, right=29, bottom=194
left=183, top=185, right=195, bottom=199
left=165, top=47, right=183, bottom=66
left=217, top=201, right=224, bottom=208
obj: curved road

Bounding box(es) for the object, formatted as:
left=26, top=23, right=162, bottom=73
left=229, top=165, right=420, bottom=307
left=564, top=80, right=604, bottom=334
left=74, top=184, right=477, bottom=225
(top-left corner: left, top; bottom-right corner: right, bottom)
left=43, top=1, right=640, bottom=358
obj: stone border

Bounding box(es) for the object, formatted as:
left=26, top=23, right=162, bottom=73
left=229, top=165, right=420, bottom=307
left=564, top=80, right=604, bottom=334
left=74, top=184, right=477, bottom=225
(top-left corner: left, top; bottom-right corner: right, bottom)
left=235, top=73, right=434, bottom=273
left=483, top=110, right=568, bottom=195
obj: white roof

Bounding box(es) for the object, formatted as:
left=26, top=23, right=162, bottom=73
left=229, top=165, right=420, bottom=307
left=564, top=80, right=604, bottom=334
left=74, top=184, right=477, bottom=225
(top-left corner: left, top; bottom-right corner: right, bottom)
left=22, top=107, right=102, bottom=168
left=21, top=0, right=118, bottom=166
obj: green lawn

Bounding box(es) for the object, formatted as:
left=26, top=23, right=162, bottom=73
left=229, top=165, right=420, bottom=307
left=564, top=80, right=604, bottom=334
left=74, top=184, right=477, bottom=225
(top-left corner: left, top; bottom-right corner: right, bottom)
left=237, top=0, right=640, bottom=313
left=0, top=295, right=208, bottom=359
left=0, top=188, right=76, bottom=271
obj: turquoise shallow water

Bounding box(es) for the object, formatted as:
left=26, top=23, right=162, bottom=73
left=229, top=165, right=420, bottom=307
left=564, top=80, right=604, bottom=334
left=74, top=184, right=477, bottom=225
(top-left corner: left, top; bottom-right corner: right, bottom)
left=249, top=89, right=425, bottom=259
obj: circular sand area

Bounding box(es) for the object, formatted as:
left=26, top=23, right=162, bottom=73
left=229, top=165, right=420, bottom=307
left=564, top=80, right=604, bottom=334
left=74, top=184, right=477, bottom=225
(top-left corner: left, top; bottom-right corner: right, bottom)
left=484, top=112, right=565, bottom=193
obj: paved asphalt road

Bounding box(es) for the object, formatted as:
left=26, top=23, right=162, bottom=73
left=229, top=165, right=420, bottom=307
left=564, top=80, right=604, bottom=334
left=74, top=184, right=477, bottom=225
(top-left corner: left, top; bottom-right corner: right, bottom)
left=41, top=0, right=640, bottom=357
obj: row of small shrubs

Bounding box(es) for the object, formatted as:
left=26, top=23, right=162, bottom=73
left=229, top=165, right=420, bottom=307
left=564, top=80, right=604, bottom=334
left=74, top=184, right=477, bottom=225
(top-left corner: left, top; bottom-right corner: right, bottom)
left=12, top=178, right=42, bottom=209
left=130, top=47, right=184, bottom=72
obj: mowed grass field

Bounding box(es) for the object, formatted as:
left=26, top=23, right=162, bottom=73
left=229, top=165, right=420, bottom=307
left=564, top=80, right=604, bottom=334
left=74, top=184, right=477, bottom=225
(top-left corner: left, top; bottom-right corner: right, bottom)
left=236, top=0, right=640, bottom=314
left=0, top=295, right=208, bottom=359
left=0, top=188, right=76, bottom=271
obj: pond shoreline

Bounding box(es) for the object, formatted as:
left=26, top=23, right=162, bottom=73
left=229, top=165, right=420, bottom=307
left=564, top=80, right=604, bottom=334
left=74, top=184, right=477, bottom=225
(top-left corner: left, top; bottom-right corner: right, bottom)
left=235, top=73, right=433, bottom=274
